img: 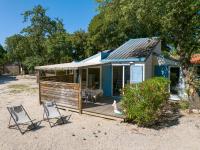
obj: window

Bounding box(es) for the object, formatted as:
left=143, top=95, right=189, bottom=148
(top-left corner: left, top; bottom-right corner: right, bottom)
left=125, top=66, right=130, bottom=84
left=81, top=69, right=87, bottom=89
left=88, top=68, right=100, bottom=89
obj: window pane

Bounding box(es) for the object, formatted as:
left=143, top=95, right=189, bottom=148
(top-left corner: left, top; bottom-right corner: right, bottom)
left=113, top=66, right=122, bottom=96
left=125, top=66, right=130, bottom=84
left=88, top=68, right=100, bottom=89
left=82, top=69, right=87, bottom=89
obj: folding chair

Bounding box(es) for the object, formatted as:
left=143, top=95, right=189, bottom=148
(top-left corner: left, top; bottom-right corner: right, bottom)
left=90, top=89, right=103, bottom=103
left=82, top=89, right=89, bottom=104
left=7, top=105, right=36, bottom=134
left=42, top=101, right=65, bottom=128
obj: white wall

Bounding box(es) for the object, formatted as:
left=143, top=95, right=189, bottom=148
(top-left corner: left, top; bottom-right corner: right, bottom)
left=144, top=41, right=161, bottom=79
left=145, top=54, right=153, bottom=80
left=178, top=67, right=188, bottom=100
left=153, top=41, right=161, bottom=54
left=80, top=53, right=102, bottom=63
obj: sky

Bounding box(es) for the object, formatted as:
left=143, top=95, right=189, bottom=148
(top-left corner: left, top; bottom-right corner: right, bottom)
left=0, top=0, right=98, bottom=45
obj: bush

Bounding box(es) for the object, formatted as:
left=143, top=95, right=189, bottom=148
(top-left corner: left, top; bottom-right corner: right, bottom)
left=121, top=77, right=170, bottom=127
left=178, top=100, right=189, bottom=110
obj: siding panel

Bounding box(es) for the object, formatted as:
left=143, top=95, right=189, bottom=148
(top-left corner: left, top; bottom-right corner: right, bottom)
left=102, top=64, right=112, bottom=96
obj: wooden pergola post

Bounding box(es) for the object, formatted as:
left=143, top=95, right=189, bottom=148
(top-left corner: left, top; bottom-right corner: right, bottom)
left=78, top=68, right=82, bottom=114
left=38, top=70, right=42, bottom=105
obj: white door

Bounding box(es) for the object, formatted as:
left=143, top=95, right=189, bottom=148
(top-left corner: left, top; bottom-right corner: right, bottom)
left=130, top=65, right=144, bottom=83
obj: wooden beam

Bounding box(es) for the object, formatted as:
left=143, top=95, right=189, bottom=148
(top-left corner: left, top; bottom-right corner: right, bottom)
left=38, top=70, right=42, bottom=105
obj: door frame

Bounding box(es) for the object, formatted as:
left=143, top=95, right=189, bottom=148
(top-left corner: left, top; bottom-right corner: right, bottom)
left=168, top=66, right=180, bottom=95
left=111, top=64, right=130, bottom=96
left=81, top=66, right=102, bottom=89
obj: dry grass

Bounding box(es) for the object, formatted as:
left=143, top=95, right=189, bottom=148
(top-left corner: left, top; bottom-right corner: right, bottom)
left=8, top=84, right=29, bottom=90
left=7, top=84, right=37, bottom=93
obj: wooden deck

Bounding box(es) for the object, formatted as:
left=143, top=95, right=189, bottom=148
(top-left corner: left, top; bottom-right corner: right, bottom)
left=82, top=97, right=124, bottom=120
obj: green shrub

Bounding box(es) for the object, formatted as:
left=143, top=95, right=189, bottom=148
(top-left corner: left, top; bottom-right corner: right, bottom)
left=121, top=77, right=170, bottom=126
left=178, top=100, right=189, bottom=110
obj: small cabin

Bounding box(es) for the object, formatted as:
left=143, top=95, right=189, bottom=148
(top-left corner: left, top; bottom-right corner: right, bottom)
left=35, top=37, right=182, bottom=119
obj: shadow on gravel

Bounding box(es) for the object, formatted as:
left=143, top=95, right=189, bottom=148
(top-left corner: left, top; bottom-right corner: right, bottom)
left=151, top=102, right=183, bottom=130
left=124, top=102, right=183, bottom=130
left=0, top=75, right=17, bottom=84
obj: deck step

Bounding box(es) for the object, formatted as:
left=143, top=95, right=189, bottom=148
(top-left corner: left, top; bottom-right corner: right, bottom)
left=67, top=108, right=124, bottom=122
left=82, top=110, right=124, bottom=122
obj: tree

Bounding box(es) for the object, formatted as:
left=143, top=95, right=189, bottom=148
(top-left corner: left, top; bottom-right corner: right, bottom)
left=70, top=30, right=89, bottom=61
left=20, top=5, right=76, bottom=71
left=5, top=5, right=74, bottom=72
left=88, top=13, right=127, bottom=51
left=46, top=19, right=72, bottom=64
left=21, top=5, right=53, bottom=63
left=161, top=0, right=200, bottom=108
left=5, top=34, right=30, bottom=70
left=89, top=0, right=168, bottom=51
left=0, top=44, right=6, bottom=65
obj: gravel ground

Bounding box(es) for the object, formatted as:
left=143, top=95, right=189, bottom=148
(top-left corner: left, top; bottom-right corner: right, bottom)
left=0, top=75, right=200, bottom=150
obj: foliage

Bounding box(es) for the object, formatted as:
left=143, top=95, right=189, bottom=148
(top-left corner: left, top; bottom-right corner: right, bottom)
left=161, top=0, right=200, bottom=64
left=93, top=0, right=199, bottom=55
left=0, top=44, right=6, bottom=65
left=121, top=77, right=170, bottom=126
left=5, top=34, right=30, bottom=64
left=89, top=0, right=168, bottom=51
left=23, top=56, right=44, bottom=73
left=178, top=100, right=189, bottom=110
left=70, top=30, right=89, bottom=61
left=3, top=0, right=199, bottom=103
left=4, top=5, right=93, bottom=73
left=161, top=0, right=200, bottom=107
left=93, top=0, right=200, bottom=108
left=45, top=20, right=72, bottom=64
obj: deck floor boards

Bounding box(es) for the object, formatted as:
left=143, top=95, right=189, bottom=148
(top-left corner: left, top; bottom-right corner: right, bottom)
left=82, top=97, right=124, bottom=119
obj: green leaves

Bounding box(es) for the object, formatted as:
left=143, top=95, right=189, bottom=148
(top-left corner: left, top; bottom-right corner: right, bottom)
left=0, top=44, right=6, bottom=65
left=121, top=77, right=170, bottom=126
left=4, top=5, right=92, bottom=73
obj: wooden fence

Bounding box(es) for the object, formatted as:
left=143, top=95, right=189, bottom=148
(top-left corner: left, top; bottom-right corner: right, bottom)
left=39, top=80, right=81, bottom=111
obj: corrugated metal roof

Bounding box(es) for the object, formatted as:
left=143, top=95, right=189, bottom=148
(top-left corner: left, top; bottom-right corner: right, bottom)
left=104, top=37, right=159, bottom=61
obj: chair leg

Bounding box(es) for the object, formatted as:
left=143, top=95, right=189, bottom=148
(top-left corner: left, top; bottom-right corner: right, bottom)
left=43, top=112, right=45, bottom=120
left=16, top=124, right=24, bottom=135
left=61, top=116, right=65, bottom=124
left=86, top=96, right=89, bottom=104
left=8, top=116, right=12, bottom=128
left=46, top=117, right=52, bottom=128
left=13, top=120, right=24, bottom=134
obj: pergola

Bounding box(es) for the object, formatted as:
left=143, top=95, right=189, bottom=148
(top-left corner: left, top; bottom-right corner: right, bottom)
left=35, top=61, right=107, bottom=114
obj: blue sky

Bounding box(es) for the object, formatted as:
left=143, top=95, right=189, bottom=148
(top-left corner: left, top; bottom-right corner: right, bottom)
left=0, top=0, right=98, bottom=45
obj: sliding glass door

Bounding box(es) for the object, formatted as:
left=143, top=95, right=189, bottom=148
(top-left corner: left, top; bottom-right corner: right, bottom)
left=88, top=68, right=100, bottom=89
left=113, top=66, right=123, bottom=96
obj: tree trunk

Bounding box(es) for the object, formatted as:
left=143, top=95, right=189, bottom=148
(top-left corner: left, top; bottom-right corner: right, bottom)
left=183, top=66, right=200, bottom=110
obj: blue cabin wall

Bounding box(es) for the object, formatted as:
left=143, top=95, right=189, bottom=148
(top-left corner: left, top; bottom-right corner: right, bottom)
left=102, top=64, right=112, bottom=96
left=154, top=65, right=169, bottom=78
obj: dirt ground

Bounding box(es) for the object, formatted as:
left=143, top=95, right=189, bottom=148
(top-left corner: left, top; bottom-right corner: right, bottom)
left=0, top=75, right=200, bottom=150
